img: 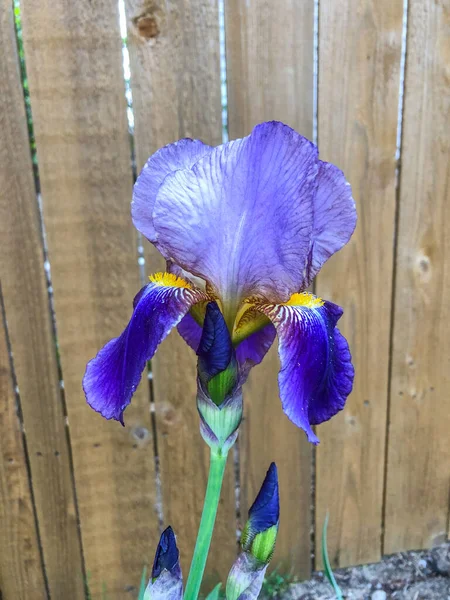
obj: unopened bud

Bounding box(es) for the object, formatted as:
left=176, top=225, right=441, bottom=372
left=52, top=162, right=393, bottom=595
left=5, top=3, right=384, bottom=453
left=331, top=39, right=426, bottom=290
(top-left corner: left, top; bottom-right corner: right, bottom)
left=226, top=464, right=279, bottom=599
left=241, top=463, right=279, bottom=562
left=144, top=526, right=183, bottom=600
left=196, top=302, right=242, bottom=452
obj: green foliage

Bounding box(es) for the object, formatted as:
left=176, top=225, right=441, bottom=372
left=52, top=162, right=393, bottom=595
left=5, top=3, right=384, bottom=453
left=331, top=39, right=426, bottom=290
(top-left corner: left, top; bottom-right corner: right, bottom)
left=204, top=582, right=223, bottom=600
left=13, top=0, right=39, bottom=177
left=260, top=568, right=296, bottom=598
left=137, top=566, right=148, bottom=600
left=322, top=513, right=343, bottom=600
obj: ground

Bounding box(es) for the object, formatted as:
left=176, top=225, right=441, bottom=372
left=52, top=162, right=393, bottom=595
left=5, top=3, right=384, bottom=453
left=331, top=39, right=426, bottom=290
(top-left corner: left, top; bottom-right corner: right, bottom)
left=265, top=543, right=450, bottom=600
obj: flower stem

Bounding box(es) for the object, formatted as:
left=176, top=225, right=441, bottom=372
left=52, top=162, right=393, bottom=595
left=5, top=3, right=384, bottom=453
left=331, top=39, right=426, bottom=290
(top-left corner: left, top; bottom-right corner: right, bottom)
left=184, top=449, right=228, bottom=600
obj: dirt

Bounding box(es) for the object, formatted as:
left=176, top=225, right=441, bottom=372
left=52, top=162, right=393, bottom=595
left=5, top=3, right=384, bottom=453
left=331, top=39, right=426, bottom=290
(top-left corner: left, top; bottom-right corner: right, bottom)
left=284, top=543, right=450, bottom=600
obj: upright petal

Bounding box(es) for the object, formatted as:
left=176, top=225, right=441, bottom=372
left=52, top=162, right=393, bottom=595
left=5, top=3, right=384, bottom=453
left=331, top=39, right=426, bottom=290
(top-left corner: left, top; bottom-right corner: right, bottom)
left=257, top=294, right=354, bottom=444
left=153, top=121, right=318, bottom=305
left=83, top=274, right=206, bottom=422
left=132, top=138, right=212, bottom=244
left=304, top=161, right=357, bottom=286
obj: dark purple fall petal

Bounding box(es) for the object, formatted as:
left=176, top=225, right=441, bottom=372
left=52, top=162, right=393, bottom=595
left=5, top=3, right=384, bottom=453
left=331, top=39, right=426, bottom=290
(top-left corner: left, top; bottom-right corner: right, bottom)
left=153, top=121, right=318, bottom=305
left=132, top=138, right=212, bottom=247
left=82, top=281, right=205, bottom=422
left=304, top=161, right=357, bottom=286
left=258, top=299, right=354, bottom=444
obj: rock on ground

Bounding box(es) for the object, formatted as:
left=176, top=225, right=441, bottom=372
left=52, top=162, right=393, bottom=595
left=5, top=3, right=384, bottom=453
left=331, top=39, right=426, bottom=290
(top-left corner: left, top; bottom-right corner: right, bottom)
left=279, top=542, right=450, bottom=600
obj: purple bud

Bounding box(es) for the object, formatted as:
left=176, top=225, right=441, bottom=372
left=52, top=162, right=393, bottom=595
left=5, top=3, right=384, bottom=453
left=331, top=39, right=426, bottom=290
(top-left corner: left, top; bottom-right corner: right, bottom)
left=241, top=463, right=279, bottom=560
left=144, top=527, right=183, bottom=600
left=197, top=302, right=233, bottom=380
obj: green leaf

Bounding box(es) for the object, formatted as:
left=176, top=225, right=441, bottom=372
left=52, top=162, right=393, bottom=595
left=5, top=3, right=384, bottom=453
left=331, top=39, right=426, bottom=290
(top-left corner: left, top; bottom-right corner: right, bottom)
left=205, top=582, right=222, bottom=600
left=322, top=513, right=343, bottom=600
left=137, top=566, right=148, bottom=600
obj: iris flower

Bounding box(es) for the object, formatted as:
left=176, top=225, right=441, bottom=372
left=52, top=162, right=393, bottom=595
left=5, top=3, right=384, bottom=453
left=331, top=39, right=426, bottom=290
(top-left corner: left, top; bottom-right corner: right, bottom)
left=83, top=122, right=356, bottom=444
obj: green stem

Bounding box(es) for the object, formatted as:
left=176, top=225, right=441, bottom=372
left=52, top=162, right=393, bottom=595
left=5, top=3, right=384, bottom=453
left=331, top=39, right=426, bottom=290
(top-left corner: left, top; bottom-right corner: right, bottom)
left=184, top=449, right=228, bottom=600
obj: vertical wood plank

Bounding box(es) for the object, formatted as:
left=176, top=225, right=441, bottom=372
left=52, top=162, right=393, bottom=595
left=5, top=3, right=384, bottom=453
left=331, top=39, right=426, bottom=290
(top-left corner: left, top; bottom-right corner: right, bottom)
left=384, top=0, right=450, bottom=553
left=225, top=0, right=314, bottom=576
left=315, top=0, right=402, bottom=567
left=0, top=2, right=84, bottom=597
left=20, top=1, right=158, bottom=597
left=0, top=295, right=46, bottom=600
left=124, top=0, right=234, bottom=583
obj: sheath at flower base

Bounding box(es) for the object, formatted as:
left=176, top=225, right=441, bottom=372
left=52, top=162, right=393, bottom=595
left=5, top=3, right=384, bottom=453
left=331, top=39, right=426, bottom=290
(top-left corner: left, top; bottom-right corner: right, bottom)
left=83, top=121, right=357, bottom=444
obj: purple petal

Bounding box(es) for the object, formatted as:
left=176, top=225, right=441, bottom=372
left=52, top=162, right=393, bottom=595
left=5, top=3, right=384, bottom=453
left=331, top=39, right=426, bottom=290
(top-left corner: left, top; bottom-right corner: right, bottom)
left=83, top=279, right=205, bottom=422
left=177, top=312, right=202, bottom=351
left=305, top=161, right=357, bottom=285
left=153, top=121, right=318, bottom=305
left=258, top=297, right=354, bottom=444
left=235, top=324, right=276, bottom=378
left=132, top=138, right=212, bottom=246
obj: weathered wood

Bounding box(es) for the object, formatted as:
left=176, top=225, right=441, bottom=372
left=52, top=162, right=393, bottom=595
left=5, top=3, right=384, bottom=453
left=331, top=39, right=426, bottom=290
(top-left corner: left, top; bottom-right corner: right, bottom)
left=20, top=1, right=158, bottom=596
left=124, top=0, right=235, bottom=582
left=225, top=0, right=314, bottom=576
left=384, top=0, right=450, bottom=553
left=0, top=2, right=84, bottom=597
left=0, top=292, right=47, bottom=600
left=315, top=0, right=403, bottom=567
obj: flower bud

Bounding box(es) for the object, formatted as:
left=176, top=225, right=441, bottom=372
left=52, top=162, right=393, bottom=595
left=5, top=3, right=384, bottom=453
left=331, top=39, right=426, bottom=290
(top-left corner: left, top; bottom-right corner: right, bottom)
left=240, top=463, right=279, bottom=563
left=144, top=526, right=183, bottom=600
left=196, top=302, right=242, bottom=452
left=226, top=464, right=280, bottom=600
left=197, top=302, right=238, bottom=406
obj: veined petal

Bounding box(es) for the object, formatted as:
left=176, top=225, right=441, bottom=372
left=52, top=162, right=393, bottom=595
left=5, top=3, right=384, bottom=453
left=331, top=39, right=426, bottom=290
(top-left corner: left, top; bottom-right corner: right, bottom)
left=153, top=121, right=318, bottom=305
left=305, top=161, right=357, bottom=286
left=83, top=273, right=206, bottom=422
left=132, top=138, right=212, bottom=245
left=257, top=293, right=354, bottom=444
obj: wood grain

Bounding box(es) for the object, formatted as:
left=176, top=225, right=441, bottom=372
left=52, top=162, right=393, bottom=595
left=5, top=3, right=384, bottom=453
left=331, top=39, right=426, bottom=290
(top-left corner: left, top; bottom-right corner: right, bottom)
left=0, top=294, right=47, bottom=600
left=0, top=2, right=84, bottom=597
left=20, top=1, right=158, bottom=597
left=384, top=0, right=450, bottom=553
left=225, top=0, right=314, bottom=577
left=124, top=0, right=235, bottom=583
left=315, top=0, right=403, bottom=567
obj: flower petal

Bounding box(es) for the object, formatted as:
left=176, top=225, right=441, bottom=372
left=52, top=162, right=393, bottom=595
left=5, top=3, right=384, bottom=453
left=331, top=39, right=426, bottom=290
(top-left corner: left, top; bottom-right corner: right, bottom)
left=235, top=325, right=276, bottom=378
left=258, top=294, right=354, bottom=444
left=304, top=161, right=357, bottom=285
left=153, top=121, right=318, bottom=305
left=177, top=312, right=203, bottom=351
left=83, top=274, right=205, bottom=422
left=132, top=138, right=212, bottom=245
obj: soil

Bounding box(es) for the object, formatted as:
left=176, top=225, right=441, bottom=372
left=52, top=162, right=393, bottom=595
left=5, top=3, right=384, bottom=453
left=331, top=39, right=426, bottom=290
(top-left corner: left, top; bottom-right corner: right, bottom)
left=283, top=543, right=450, bottom=600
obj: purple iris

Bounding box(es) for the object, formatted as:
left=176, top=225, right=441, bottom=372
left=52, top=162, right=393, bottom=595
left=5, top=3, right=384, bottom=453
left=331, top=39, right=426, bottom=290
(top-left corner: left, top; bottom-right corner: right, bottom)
left=83, top=121, right=356, bottom=444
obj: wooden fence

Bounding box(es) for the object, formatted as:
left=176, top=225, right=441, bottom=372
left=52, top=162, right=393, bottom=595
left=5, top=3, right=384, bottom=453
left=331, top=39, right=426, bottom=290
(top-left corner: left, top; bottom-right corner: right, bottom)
left=0, top=0, right=449, bottom=598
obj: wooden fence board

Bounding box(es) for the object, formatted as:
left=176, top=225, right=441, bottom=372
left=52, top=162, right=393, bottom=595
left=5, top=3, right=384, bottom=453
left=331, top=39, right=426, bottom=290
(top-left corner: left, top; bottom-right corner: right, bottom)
left=0, top=294, right=46, bottom=600
left=315, top=0, right=402, bottom=567
left=124, top=0, right=235, bottom=583
left=384, top=0, right=450, bottom=553
left=225, top=0, right=314, bottom=576
left=0, top=2, right=84, bottom=597
left=20, top=1, right=158, bottom=597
